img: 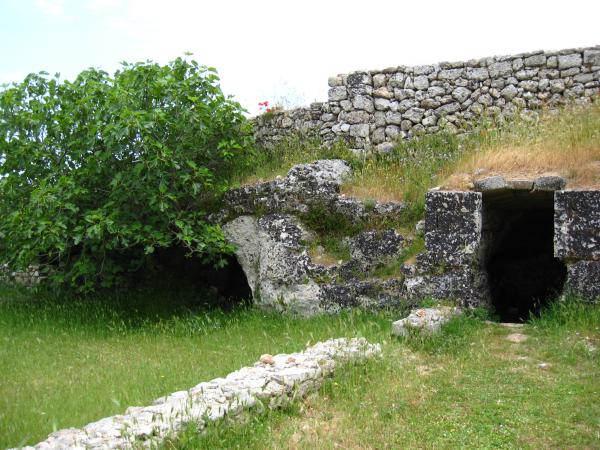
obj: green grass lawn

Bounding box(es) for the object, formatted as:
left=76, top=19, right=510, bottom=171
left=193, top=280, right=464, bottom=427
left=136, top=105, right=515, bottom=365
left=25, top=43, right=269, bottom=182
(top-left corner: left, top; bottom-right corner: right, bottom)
left=1, top=284, right=599, bottom=449
left=0, top=284, right=391, bottom=449
left=169, top=300, right=600, bottom=449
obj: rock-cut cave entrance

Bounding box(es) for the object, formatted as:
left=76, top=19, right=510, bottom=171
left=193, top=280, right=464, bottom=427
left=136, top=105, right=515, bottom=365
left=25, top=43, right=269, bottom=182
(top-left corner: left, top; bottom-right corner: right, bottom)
left=152, top=247, right=252, bottom=310
left=482, top=190, right=567, bottom=322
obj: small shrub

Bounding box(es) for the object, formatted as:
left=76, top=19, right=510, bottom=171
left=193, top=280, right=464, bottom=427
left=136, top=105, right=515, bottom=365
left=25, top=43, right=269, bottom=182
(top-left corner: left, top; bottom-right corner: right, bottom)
left=232, top=136, right=358, bottom=186
left=300, top=204, right=362, bottom=238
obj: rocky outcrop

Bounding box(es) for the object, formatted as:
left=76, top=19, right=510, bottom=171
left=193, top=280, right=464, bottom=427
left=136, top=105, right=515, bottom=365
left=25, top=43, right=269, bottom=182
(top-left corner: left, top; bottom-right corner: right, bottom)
left=219, top=159, right=403, bottom=223
left=221, top=160, right=599, bottom=316
left=255, top=46, right=600, bottom=153
left=220, top=160, right=409, bottom=315
left=221, top=159, right=352, bottom=218
left=223, top=214, right=325, bottom=316
left=16, top=338, right=381, bottom=450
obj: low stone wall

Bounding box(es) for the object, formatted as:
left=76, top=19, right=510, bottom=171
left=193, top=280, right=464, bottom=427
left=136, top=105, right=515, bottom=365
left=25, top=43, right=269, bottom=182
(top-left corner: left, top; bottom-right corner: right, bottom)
left=16, top=338, right=381, bottom=450
left=0, top=264, right=44, bottom=286
left=255, top=45, right=600, bottom=152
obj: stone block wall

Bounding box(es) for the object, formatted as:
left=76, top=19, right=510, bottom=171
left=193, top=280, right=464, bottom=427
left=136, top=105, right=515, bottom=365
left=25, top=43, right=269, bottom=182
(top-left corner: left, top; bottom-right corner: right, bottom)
left=255, top=46, right=600, bottom=152
left=555, top=191, right=600, bottom=300
left=407, top=191, right=488, bottom=307
left=413, top=187, right=600, bottom=307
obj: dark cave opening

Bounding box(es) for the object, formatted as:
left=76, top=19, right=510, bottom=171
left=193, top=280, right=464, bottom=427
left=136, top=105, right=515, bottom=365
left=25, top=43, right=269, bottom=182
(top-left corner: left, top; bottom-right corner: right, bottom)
left=483, top=191, right=567, bottom=322
left=150, top=247, right=252, bottom=310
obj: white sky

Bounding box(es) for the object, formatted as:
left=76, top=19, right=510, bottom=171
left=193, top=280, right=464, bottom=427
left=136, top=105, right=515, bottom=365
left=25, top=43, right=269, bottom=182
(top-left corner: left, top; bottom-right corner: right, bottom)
left=1, top=0, right=599, bottom=114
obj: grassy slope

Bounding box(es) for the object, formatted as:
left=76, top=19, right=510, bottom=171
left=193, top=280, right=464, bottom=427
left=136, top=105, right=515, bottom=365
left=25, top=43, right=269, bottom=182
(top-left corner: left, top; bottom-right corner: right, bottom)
left=443, top=102, right=600, bottom=190
left=240, top=102, right=599, bottom=226
left=342, top=101, right=600, bottom=223
left=170, top=301, right=600, bottom=449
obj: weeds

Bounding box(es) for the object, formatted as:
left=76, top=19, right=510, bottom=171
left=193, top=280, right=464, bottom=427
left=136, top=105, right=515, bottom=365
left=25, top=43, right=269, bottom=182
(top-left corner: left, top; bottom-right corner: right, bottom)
left=342, top=131, right=462, bottom=223
left=443, top=100, right=600, bottom=189
left=231, top=136, right=358, bottom=187
left=162, top=299, right=600, bottom=449
left=0, top=286, right=393, bottom=449
left=366, top=233, right=425, bottom=278
left=396, top=311, right=486, bottom=356
left=530, top=292, right=600, bottom=333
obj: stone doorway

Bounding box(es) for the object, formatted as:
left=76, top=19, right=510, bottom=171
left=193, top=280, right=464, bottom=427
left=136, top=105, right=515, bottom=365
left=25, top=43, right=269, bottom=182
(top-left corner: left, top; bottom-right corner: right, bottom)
left=482, top=190, right=567, bottom=322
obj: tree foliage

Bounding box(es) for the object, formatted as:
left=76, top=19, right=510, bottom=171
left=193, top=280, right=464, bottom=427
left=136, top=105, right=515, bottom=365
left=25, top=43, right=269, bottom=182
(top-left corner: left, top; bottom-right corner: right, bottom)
left=0, top=58, right=253, bottom=291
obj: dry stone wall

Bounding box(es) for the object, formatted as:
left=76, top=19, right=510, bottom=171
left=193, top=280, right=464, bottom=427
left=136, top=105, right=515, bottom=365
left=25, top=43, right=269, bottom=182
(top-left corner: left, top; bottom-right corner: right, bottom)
left=255, top=46, right=600, bottom=152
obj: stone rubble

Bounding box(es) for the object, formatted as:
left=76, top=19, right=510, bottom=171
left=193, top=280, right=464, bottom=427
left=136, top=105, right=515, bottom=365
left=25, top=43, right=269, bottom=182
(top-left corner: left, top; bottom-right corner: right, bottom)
left=391, top=306, right=462, bottom=337
left=254, top=46, right=600, bottom=153
left=14, top=338, right=381, bottom=450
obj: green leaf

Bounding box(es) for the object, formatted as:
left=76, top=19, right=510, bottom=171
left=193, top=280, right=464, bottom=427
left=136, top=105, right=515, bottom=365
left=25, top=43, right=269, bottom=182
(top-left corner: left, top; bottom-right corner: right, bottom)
left=0, top=56, right=251, bottom=291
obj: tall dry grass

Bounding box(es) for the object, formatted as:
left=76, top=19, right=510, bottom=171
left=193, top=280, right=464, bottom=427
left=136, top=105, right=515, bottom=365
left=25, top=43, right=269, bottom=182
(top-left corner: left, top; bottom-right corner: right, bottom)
left=442, top=101, right=600, bottom=189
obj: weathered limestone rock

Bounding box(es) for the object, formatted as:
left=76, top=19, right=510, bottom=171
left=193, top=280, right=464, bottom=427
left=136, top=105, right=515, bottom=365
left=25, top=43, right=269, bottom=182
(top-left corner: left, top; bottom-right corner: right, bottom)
left=558, top=54, right=582, bottom=70
left=533, top=175, right=566, bottom=191
left=474, top=176, right=507, bottom=192
left=400, top=190, right=490, bottom=307
left=565, top=261, right=600, bottom=300
left=423, top=191, right=482, bottom=267
left=583, top=50, right=600, bottom=65
left=220, top=159, right=351, bottom=219
left=319, top=278, right=406, bottom=312
left=348, top=230, right=404, bottom=270
left=392, top=306, right=462, bottom=336
left=17, top=338, right=381, bottom=450
left=404, top=268, right=487, bottom=307
left=220, top=160, right=409, bottom=315
left=506, top=179, right=534, bottom=190
left=554, top=191, right=600, bottom=260
left=223, top=214, right=323, bottom=316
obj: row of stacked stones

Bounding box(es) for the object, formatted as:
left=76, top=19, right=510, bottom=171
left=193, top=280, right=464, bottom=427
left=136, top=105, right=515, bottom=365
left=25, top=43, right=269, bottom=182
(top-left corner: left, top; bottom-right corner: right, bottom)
left=16, top=338, right=381, bottom=449
left=255, top=46, right=600, bottom=152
